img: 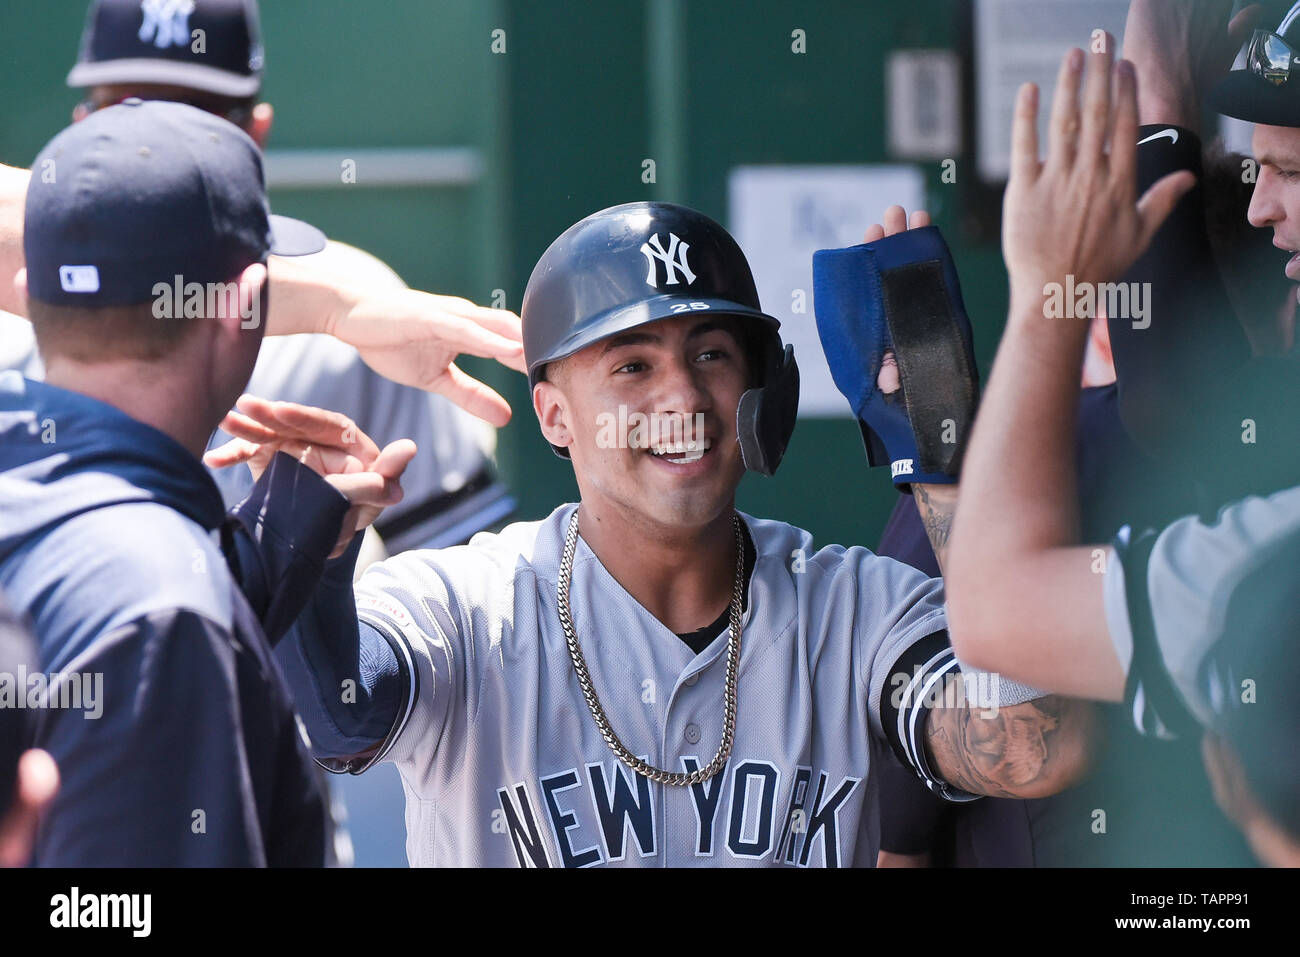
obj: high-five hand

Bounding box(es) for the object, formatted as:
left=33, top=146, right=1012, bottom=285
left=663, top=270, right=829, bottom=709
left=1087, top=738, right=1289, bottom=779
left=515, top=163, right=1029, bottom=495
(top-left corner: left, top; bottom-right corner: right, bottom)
left=1002, top=36, right=1195, bottom=315
left=205, top=395, right=418, bottom=558
left=266, top=254, right=526, bottom=428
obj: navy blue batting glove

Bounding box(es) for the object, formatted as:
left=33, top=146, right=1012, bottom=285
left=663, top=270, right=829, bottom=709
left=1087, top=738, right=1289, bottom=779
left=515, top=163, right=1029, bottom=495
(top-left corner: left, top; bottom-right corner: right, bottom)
left=813, top=225, right=979, bottom=491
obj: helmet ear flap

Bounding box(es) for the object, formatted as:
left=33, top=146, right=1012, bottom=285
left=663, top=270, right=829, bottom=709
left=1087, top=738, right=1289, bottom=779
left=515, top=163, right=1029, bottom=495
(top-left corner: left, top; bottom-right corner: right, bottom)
left=736, top=344, right=799, bottom=476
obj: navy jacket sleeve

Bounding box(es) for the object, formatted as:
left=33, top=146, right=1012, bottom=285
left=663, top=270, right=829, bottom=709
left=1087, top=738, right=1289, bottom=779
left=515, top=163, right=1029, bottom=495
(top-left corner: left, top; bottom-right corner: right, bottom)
left=224, top=452, right=350, bottom=644
left=273, top=533, right=407, bottom=770
left=219, top=452, right=405, bottom=769
left=33, top=609, right=287, bottom=866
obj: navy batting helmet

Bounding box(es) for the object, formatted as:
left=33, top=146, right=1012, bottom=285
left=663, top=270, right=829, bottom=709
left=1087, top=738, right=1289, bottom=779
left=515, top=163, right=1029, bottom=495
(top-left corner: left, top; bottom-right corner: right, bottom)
left=522, top=202, right=799, bottom=476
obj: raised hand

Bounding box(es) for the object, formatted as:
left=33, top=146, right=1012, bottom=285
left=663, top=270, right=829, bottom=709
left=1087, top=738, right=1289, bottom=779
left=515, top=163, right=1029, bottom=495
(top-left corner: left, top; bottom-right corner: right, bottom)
left=205, top=395, right=418, bottom=558
left=813, top=205, right=976, bottom=491
left=862, top=206, right=931, bottom=244
left=1002, top=37, right=1196, bottom=315
left=330, top=288, right=526, bottom=427
left=865, top=206, right=932, bottom=394
left=266, top=254, right=526, bottom=428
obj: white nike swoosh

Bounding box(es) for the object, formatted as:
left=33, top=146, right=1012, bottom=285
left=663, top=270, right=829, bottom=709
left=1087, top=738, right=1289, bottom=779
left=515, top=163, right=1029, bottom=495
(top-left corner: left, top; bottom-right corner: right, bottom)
left=1137, top=128, right=1179, bottom=146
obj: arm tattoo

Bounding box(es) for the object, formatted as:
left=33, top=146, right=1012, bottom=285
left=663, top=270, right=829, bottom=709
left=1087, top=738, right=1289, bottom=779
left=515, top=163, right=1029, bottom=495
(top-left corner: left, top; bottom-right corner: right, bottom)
left=924, top=695, right=1096, bottom=799
left=912, top=484, right=957, bottom=572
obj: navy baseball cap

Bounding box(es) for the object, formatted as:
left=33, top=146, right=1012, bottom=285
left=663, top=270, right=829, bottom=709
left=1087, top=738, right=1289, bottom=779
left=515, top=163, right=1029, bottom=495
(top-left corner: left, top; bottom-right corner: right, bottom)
left=1210, top=1, right=1300, bottom=128
left=67, top=0, right=264, bottom=98
left=24, top=99, right=324, bottom=307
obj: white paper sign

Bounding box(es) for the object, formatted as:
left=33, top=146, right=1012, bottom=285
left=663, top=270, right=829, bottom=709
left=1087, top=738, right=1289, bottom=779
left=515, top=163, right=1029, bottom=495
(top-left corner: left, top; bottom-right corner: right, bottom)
left=888, top=49, right=962, bottom=160
left=728, top=164, right=926, bottom=417
left=975, top=0, right=1129, bottom=181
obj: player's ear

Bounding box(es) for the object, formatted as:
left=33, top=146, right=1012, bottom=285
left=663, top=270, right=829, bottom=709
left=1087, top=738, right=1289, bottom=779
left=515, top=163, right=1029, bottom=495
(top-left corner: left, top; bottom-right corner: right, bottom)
left=209, top=262, right=268, bottom=340
left=533, top=379, right=572, bottom=452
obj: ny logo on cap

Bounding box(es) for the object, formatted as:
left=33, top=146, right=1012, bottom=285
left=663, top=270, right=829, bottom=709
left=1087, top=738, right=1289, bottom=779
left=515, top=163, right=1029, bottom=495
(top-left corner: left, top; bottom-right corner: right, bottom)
left=138, top=0, right=196, bottom=50
left=640, top=232, right=697, bottom=288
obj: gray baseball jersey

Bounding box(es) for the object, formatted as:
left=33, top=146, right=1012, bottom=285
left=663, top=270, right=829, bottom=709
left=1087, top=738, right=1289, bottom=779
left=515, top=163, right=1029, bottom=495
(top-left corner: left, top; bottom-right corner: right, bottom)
left=1104, top=482, right=1300, bottom=736
left=347, top=503, right=973, bottom=867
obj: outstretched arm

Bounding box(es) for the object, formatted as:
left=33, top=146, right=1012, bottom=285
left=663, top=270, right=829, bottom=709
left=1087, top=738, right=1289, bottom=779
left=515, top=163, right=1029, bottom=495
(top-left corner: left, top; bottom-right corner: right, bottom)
left=910, top=482, right=1099, bottom=798
left=0, top=163, right=523, bottom=425
left=924, top=692, right=1097, bottom=800
left=210, top=397, right=417, bottom=766
left=945, top=38, right=1193, bottom=701
left=265, top=254, right=525, bottom=425
left=825, top=206, right=1102, bottom=799
left=868, top=196, right=1101, bottom=799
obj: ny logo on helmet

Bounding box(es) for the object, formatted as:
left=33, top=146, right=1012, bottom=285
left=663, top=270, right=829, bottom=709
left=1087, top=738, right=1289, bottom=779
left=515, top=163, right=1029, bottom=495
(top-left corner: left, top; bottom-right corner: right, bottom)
left=138, top=0, right=196, bottom=50
left=640, top=232, right=697, bottom=288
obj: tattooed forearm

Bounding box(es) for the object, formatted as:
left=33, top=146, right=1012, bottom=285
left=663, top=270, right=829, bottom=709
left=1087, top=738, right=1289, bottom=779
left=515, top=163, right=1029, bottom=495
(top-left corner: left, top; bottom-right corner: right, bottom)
left=924, top=694, right=1097, bottom=799
left=912, top=483, right=958, bottom=574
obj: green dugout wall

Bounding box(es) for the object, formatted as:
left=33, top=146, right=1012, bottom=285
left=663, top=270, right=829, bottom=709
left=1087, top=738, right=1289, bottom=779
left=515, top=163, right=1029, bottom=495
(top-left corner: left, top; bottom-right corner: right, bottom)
left=2, top=1, right=1008, bottom=550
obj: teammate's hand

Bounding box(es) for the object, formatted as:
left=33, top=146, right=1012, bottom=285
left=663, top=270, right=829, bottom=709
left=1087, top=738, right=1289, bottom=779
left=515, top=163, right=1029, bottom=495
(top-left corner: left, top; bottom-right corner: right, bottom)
left=205, top=395, right=418, bottom=558
left=864, top=206, right=931, bottom=393
left=813, top=207, right=977, bottom=489
left=330, top=288, right=526, bottom=428
left=1002, top=38, right=1195, bottom=314
left=1121, top=0, right=1264, bottom=130
left=862, top=205, right=930, bottom=244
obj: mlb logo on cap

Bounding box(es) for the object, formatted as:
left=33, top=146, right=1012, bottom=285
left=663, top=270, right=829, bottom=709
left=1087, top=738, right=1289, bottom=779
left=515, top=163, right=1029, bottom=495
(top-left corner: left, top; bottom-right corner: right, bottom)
left=58, top=266, right=101, bottom=294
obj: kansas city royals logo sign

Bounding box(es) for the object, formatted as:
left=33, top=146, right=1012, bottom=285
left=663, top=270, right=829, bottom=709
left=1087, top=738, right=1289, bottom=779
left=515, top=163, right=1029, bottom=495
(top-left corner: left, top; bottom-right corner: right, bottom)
left=640, top=232, right=697, bottom=288
left=138, top=0, right=196, bottom=50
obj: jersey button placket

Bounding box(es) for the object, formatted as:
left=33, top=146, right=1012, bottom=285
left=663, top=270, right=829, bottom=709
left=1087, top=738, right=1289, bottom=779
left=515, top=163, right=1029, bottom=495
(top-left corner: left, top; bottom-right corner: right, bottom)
left=684, top=723, right=701, bottom=745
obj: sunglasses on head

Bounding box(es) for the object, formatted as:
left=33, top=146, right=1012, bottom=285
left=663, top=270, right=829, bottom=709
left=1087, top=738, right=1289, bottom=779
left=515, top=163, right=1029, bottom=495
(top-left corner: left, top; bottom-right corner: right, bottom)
left=1248, top=29, right=1300, bottom=86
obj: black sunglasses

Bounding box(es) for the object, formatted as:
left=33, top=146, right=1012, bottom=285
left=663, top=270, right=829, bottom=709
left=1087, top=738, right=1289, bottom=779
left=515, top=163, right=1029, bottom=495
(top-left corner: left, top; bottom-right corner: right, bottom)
left=1248, top=29, right=1300, bottom=86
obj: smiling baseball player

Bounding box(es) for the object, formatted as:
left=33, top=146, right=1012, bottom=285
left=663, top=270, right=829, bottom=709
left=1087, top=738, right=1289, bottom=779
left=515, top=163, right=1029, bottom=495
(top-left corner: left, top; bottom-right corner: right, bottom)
left=244, top=201, right=1094, bottom=867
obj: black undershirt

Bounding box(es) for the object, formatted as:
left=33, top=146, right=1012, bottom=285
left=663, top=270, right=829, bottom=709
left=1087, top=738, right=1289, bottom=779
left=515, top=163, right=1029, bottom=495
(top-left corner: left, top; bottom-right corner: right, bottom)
left=673, top=522, right=755, bottom=655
